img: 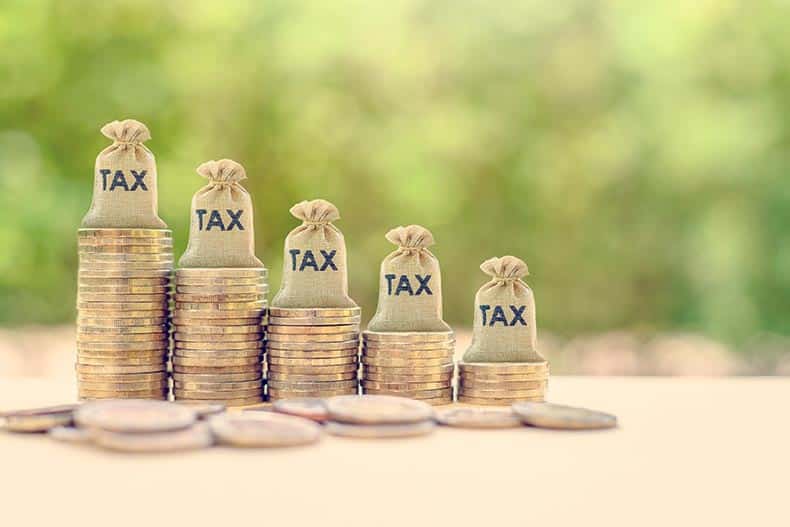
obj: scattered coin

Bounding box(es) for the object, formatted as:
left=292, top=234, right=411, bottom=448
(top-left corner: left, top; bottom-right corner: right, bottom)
left=91, top=422, right=214, bottom=453
left=209, top=413, right=322, bottom=447
left=435, top=407, right=523, bottom=429
left=75, top=400, right=197, bottom=433
left=0, top=404, right=77, bottom=432
left=49, top=425, right=93, bottom=443
left=271, top=398, right=329, bottom=422
left=512, top=402, right=617, bottom=430
left=326, top=395, right=434, bottom=425
left=325, top=420, right=436, bottom=439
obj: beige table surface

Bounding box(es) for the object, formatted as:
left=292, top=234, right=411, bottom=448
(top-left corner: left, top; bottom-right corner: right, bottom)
left=0, top=376, right=787, bottom=527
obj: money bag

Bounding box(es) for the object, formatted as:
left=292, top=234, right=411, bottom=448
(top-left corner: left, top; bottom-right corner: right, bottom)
left=462, top=256, right=543, bottom=362
left=178, top=159, right=263, bottom=268
left=81, top=119, right=167, bottom=229
left=271, top=199, right=357, bottom=308
left=367, top=225, right=451, bottom=333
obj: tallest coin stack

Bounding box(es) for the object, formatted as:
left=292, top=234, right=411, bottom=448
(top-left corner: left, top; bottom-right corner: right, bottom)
left=76, top=119, right=172, bottom=400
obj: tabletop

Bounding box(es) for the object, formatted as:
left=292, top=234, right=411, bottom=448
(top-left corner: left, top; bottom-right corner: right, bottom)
left=0, top=376, right=786, bottom=527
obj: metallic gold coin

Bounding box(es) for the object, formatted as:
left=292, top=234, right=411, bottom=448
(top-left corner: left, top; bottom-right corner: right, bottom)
left=362, top=387, right=453, bottom=400
left=173, top=380, right=263, bottom=391
left=267, top=371, right=357, bottom=382
left=266, top=324, right=359, bottom=335
left=173, top=356, right=261, bottom=367
left=79, top=244, right=171, bottom=254
left=172, top=372, right=262, bottom=383
left=78, top=324, right=168, bottom=335
left=512, top=402, right=617, bottom=430
left=76, top=372, right=168, bottom=383
left=76, top=340, right=169, bottom=352
left=48, top=425, right=92, bottom=443
left=267, top=387, right=356, bottom=399
left=325, top=394, right=434, bottom=425
left=459, top=379, right=548, bottom=390
left=78, top=318, right=169, bottom=329
left=175, top=302, right=267, bottom=313
left=175, top=341, right=263, bottom=352
left=76, top=348, right=168, bottom=359
left=75, top=363, right=166, bottom=374
left=262, top=339, right=358, bottom=351
left=174, top=349, right=262, bottom=360
left=171, top=315, right=262, bottom=326
left=77, top=293, right=170, bottom=304
left=459, top=387, right=545, bottom=398
left=266, top=316, right=361, bottom=326
left=78, top=254, right=174, bottom=264
left=78, top=285, right=170, bottom=294
left=175, top=396, right=264, bottom=407
left=176, top=284, right=266, bottom=294
left=76, top=355, right=168, bottom=366
left=362, top=372, right=452, bottom=383
left=74, top=400, right=197, bottom=433
left=458, top=361, right=550, bottom=374
left=176, top=267, right=267, bottom=278
left=435, top=407, right=522, bottom=428
left=0, top=404, right=77, bottom=432
left=209, top=412, right=321, bottom=447
left=457, top=395, right=544, bottom=406
left=270, top=398, right=329, bottom=422
left=266, top=348, right=358, bottom=359
left=361, top=380, right=451, bottom=391
left=79, top=269, right=172, bottom=279
left=361, top=364, right=454, bottom=375
left=361, top=356, right=452, bottom=368
left=173, top=388, right=262, bottom=400
left=78, top=264, right=174, bottom=274
left=174, top=332, right=261, bottom=343
left=363, top=341, right=455, bottom=352
left=78, top=228, right=172, bottom=238
left=78, top=389, right=169, bottom=399
left=175, top=277, right=266, bottom=287
left=174, top=402, right=226, bottom=419
left=79, top=378, right=168, bottom=389
left=268, top=379, right=358, bottom=391
left=80, top=393, right=168, bottom=401
left=325, top=420, right=436, bottom=439
left=363, top=348, right=453, bottom=360
left=459, top=372, right=549, bottom=383
left=268, top=356, right=357, bottom=367
left=77, top=309, right=169, bottom=320
left=78, top=276, right=170, bottom=287
left=77, top=301, right=169, bottom=311
left=174, top=293, right=266, bottom=303
left=268, top=307, right=360, bottom=318
left=173, top=324, right=261, bottom=335
left=91, top=422, right=213, bottom=453
left=76, top=331, right=168, bottom=343
left=173, top=365, right=263, bottom=375
left=78, top=237, right=173, bottom=248
left=363, top=331, right=454, bottom=343
left=266, top=332, right=359, bottom=344
left=266, top=364, right=358, bottom=374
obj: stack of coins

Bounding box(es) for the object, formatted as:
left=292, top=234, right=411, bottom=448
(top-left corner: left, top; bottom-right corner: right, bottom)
left=265, top=307, right=361, bottom=400
left=457, top=361, right=549, bottom=406
left=360, top=331, right=455, bottom=405
left=171, top=268, right=268, bottom=406
left=76, top=228, right=173, bottom=400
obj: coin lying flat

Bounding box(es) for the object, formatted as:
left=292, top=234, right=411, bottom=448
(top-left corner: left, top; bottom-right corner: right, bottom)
left=0, top=404, right=77, bottom=432
left=266, top=364, right=358, bottom=374
left=263, top=339, right=359, bottom=351
left=172, top=372, right=262, bottom=383
left=458, top=388, right=545, bottom=398
left=49, top=425, right=93, bottom=443
left=267, top=387, right=356, bottom=399
left=268, top=356, right=357, bottom=366
left=267, top=325, right=359, bottom=335
left=362, top=372, right=452, bottom=383
left=266, top=333, right=359, bottom=344
left=361, top=356, right=451, bottom=367
left=457, top=395, right=543, bottom=406
left=325, top=420, right=436, bottom=439
left=267, top=316, right=361, bottom=326
left=271, top=398, right=329, bottom=422
left=268, top=380, right=357, bottom=391
left=268, top=307, right=360, bottom=318
left=175, top=325, right=262, bottom=335
left=435, top=407, right=523, bottom=429
left=363, top=349, right=454, bottom=359
left=76, top=364, right=167, bottom=375
left=75, top=400, right=197, bottom=433
left=176, top=284, right=265, bottom=294
left=267, top=371, right=357, bottom=382
left=209, top=412, right=322, bottom=447
left=361, top=380, right=451, bottom=391
left=362, top=387, right=453, bottom=400
left=325, top=394, right=434, bottom=425
left=363, top=331, right=453, bottom=343
left=91, top=422, right=214, bottom=453
left=78, top=228, right=172, bottom=238
left=176, top=267, right=266, bottom=278
left=458, top=361, right=550, bottom=374
left=173, top=365, right=263, bottom=375
left=176, top=396, right=264, bottom=407
left=512, top=402, right=617, bottom=430
left=77, top=317, right=169, bottom=328
left=174, top=402, right=226, bottom=419
left=173, top=388, right=262, bottom=400
left=265, top=348, right=358, bottom=359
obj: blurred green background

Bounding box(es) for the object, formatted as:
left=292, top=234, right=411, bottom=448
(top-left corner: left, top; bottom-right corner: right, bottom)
left=1, top=0, right=788, bottom=363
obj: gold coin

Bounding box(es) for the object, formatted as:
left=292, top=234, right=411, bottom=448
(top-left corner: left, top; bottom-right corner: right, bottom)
left=173, top=380, right=263, bottom=391
left=90, top=423, right=213, bottom=453
left=266, top=325, right=359, bottom=335
left=362, top=363, right=454, bottom=375
left=78, top=318, right=170, bottom=329
left=267, top=387, right=356, bottom=399
left=362, top=387, right=453, bottom=399
left=173, top=356, right=261, bottom=367
left=266, top=364, right=358, bottom=374
left=78, top=310, right=170, bottom=320
left=76, top=340, right=169, bottom=351
left=174, top=332, right=261, bottom=343
left=175, top=301, right=266, bottom=312
left=78, top=263, right=174, bottom=274
left=459, top=372, right=549, bottom=383
left=460, top=379, right=548, bottom=390
left=270, top=398, right=329, bottom=422
left=79, top=244, right=171, bottom=254
left=173, top=349, right=262, bottom=359
left=325, top=394, right=434, bottom=425
left=457, top=395, right=543, bottom=406
left=268, top=307, right=360, bottom=318
left=78, top=388, right=169, bottom=398
left=173, top=388, right=262, bottom=400
left=361, top=356, right=453, bottom=368
left=268, top=356, right=357, bottom=367
left=363, top=348, right=453, bottom=359
left=75, top=363, right=166, bottom=374
left=362, top=372, right=452, bottom=383
left=175, top=277, right=267, bottom=287
left=78, top=252, right=174, bottom=263
left=435, top=407, right=523, bottom=429
left=78, top=228, right=172, bottom=238
left=78, top=276, right=170, bottom=287
left=267, top=379, right=358, bottom=391
left=266, top=316, right=361, bottom=326
left=363, top=339, right=455, bottom=350
left=78, top=324, right=168, bottom=335
left=79, top=380, right=169, bottom=391
left=208, top=412, right=321, bottom=447
left=363, top=331, right=454, bottom=343
left=174, top=292, right=267, bottom=303
left=266, top=348, right=358, bottom=360
left=173, top=324, right=261, bottom=335
left=176, top=284, right=266, bottom=294
left=325, top=420, right=435, bottom=439
left=78, top=236, right=173, bottom=247
left=77, top=301, right=169, bottom=311
left=76, top=356, right=167, bottom=367
left=418, top=397, right=454, bottom=406
left=172, top=372, right=262, bottom=383
left=267, top=371, right=357, bottom=382
left=79, top=285, right=170, bottom=295
left=511, top=402, right=617, bottom=430
left=173, top=365, right=262, bottom=374
left=458, top=361, right=550, bottom=374
left=171, top=315, right=262, bottom=326
left=266, top=332, right=359, bottom=344
left=0, top=404, right=76, bottom=432
left=261, top=339, right=358, bottom=351
left=361, top=380, right=451, bottom=391
left=175, top=395, right=264, bottom=407
left=459, top=387, right=545, bottom=398
left=176, top=267, right=267, bottom=278
left=76, top=372, right=167, bottom=383
left=76, top=349, right=168, bottom=360
left=79, top=269, right=172, bottom=278
left=175, top=340, right=262, bottom=351
left=76, top=332, right=168, bottom=343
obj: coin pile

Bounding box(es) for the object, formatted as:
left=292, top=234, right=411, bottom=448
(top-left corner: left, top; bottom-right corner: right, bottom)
left=457, top=361, right=549, bottom=405
left=360, top=331, right=455, bottom=405
left=265, top=307, right=361, bottom=400
left=171, top=268, right=268, bottom=406
left=76, top=228, right=173, bottom=400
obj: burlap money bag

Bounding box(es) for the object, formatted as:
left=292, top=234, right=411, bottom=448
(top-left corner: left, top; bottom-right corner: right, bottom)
left=367, top=225, right=451, bottom=333
left=178, top=159, right=263, bottom=268
left=463, top=256, right=544, bottom=362
left=81, top=119, right=167, bottom=229
left=271, top=199, right=357, bottom=308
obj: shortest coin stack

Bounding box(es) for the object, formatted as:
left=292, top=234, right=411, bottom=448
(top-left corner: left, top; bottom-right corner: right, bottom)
left=457, top=361, right=549, bottom=406
left=361, top=331, right=455, bottom=405
left=265, top=307, right=361, bottom=400
left=76, top=228, right=173, bottom=400
left=171, top=268, right=268, bottom=406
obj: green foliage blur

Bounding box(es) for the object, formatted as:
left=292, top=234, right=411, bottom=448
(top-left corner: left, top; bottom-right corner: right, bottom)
left=1, top=0, right=788, bottom=351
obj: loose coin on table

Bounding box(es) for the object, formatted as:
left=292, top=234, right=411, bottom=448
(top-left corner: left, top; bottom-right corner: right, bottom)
left=271, top=398, right=329, bottom=423
left=435, top=407, right=523, bottom=429
left=326, top=394, right=435, bottom=425
left=91, top=422, right=214, bottom=453
left=75, top=400, right=197, bottom=433
left=0, top=404, right=77, bottom=432
left=325, top=420, right=436, bottom=439
left=209, top=412, right=322, bottom=447
left=512, top=402, right=618, bottom=430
